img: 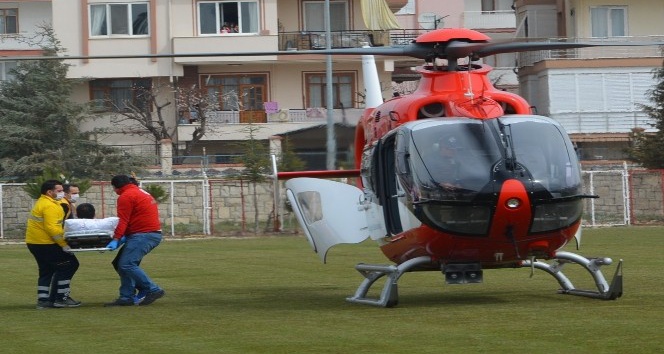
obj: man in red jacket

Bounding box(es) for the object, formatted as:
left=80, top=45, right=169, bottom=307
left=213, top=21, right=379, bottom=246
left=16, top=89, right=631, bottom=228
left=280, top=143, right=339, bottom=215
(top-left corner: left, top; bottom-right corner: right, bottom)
left=105, top=175, right=165, bottom=306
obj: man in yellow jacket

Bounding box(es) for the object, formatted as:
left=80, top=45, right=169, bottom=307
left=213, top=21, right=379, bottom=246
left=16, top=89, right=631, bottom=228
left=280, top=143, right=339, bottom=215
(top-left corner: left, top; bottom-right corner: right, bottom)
left=26, top=180, right=81, bottom=309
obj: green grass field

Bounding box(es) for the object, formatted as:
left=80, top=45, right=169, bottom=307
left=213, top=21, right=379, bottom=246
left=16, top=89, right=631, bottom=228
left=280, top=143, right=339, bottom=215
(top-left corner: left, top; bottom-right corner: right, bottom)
left=2, top=226, right=663, bottom=353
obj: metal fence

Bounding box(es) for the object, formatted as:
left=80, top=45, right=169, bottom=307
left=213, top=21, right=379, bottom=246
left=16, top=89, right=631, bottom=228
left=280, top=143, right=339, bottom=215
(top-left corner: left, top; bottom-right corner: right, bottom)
left=2, top=166, right=663, bottom=240
left=0, top=178, right=297, bottom=240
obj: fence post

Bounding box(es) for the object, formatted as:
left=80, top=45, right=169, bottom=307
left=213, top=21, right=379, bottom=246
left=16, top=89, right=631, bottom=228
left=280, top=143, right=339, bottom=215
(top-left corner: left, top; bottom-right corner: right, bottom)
left=202, top=176, right=211, bottom=235
left=0, top=184, right=4, bottom=239
left=588, top=171, right=596, bottom=227
left=622, top=162, right=631, bottom=225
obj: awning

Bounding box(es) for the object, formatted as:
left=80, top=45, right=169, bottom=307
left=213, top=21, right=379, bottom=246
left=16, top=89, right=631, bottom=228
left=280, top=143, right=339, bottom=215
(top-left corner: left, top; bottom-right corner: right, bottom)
left=361, top=0, right=402, bottom=30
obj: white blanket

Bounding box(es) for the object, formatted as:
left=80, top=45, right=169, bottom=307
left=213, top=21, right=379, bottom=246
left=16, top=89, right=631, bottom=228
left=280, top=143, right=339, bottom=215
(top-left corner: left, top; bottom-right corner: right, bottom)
left=64, top=217, right=119, bottom=236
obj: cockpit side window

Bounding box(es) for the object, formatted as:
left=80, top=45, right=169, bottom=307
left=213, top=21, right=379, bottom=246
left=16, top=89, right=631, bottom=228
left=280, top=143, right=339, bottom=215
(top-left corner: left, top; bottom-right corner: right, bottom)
left=377, top=134, right=403, bottom=234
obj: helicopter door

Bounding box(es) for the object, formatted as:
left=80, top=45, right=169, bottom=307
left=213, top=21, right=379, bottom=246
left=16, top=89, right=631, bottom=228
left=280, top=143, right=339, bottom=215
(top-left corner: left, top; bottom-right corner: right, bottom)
left=285, top=178, right=371, bottom=263
left=375, top=136, right=403, bottom=235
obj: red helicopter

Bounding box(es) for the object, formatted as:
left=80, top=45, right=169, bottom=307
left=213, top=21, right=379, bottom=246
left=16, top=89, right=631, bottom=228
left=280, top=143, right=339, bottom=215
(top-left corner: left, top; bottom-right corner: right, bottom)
left=15, top=28, right=654, bottom=307
left=271, top=28, right=661, bottom=307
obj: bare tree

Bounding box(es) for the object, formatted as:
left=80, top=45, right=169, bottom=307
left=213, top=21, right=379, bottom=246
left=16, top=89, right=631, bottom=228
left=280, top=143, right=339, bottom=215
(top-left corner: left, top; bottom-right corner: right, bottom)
left=96, top=80, right=229, bottom=159
left=174, top=84, right=208, bottom=156
left=107, top=81, right=173, bottom=142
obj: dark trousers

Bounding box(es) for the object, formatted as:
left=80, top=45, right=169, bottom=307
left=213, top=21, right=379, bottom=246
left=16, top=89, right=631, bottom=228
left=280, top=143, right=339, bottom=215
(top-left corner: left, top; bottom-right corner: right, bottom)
left=27, top=244, right=79, bottom=302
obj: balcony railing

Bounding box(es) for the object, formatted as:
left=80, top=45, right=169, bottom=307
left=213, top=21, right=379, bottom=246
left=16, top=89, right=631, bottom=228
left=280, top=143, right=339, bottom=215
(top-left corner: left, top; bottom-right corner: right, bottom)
left=179, top=108, right=365, bottom=126
left=517, top=36, right=664, bottom=67
left=278, top=29, right=426, bottom=51
left=0, top=33, right=44, bottom=51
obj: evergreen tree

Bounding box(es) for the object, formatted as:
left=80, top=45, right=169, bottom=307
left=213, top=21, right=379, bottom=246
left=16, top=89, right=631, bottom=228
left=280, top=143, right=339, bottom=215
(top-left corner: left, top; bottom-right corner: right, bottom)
left=233, top=123, right=271, bottom=234
left=0, top=25, right=146, bottom=181
left=628, top=60, right=664, bottom=168
left=277, top=136, right=306, bottom=172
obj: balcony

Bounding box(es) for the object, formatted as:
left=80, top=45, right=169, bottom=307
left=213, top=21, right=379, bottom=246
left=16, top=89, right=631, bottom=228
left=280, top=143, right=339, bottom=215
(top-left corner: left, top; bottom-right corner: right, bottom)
left=171, top=29, right=425, bottom=63
left=517, top=36, right=664, bottom=67
left=462, top=10, right=516, bottom=30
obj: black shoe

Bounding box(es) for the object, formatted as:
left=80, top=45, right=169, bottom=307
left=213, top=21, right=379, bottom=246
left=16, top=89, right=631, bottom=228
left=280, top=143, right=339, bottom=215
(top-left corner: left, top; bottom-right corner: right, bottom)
left=53, top=297, right=81, bottom=308
left=36, top=300, right=54, bottom=309
left=104, top=298, right=135, bottom=307
left=139, top=289, right=165, bottom=306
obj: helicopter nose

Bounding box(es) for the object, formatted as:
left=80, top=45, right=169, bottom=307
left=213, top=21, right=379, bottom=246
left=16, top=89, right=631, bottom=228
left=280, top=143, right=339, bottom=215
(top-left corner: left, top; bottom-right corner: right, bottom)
left=490, top=179, right=532, bottom=239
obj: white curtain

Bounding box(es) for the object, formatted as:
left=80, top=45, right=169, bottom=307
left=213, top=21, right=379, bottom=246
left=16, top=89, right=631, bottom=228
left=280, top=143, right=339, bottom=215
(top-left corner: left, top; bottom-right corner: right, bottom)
left=241, top=2, right=258, bottom=33
left=90, top=5, right=107, bottom=36
left=590, top=8, right=608, bottom=37
left=610, top=8, right=625, bottom=36
left=360, top=0, right=401, bottom=30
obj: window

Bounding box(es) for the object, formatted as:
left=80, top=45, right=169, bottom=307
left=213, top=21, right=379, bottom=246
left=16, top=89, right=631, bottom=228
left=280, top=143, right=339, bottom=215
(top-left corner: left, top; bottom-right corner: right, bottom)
left=396, top=0, right=415, bottom=15
left=198, top=1, right=259, bottom=35
left=305, top=72, right=355, bottom=109
left=481, top=0, right=495, bottom=12
left=90, top=78, right=152, bottom=112
left=0, top=61, right=17, bottom=81
left=203, top=74, right=267, bottom=111
left=0, top=9, right=17, bottom=34
left=89, top=3, right=149, bottom=36
left=303, top=1, right=348, bottom=31
left=591, top=6, right=626, bottom=37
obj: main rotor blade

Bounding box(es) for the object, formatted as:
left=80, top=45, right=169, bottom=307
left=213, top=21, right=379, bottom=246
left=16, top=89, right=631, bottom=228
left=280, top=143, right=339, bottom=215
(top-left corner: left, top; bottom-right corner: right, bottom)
left=0, top=45, right=426, bottom=61
left=0, top=40, right=456, bottom=62
left=473, top=40, right=664, bottom=58
left=2, top=38, right=660, bottom=62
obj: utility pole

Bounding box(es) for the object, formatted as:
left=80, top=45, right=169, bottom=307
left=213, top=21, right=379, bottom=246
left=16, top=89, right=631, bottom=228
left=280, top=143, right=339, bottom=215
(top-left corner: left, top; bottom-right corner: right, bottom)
left=324, top=0, right=336, bottom=170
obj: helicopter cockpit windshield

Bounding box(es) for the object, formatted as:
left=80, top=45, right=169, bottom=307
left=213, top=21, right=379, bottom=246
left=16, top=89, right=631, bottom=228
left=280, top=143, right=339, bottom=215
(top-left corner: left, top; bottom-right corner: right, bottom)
left=394, top=116, right=583, bottom=235
left=404, top=118, right=501, bottom=201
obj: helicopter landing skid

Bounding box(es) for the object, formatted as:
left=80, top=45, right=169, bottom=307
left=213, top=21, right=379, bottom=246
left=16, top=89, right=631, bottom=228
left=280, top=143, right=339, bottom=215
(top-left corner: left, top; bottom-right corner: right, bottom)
left=346, top=256, right=434, bottom=308
left=521, top=250, right=623, bottom=300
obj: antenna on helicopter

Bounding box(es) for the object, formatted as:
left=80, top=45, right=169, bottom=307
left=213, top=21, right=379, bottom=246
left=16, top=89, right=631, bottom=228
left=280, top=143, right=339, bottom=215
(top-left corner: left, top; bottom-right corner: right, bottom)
left=418, top=13, right=447, bottom=30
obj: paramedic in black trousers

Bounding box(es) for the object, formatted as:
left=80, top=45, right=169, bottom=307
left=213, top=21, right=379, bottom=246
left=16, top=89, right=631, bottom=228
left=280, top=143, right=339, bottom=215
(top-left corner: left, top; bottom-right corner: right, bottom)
left=26, top=180, right=81, bottom=309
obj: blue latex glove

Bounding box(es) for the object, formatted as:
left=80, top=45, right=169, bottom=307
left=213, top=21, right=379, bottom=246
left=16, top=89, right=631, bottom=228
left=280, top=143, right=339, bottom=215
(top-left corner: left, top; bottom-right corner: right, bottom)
left=119, top=236, right=127, bottom=245
left=106, top=239, right=120, bottom=251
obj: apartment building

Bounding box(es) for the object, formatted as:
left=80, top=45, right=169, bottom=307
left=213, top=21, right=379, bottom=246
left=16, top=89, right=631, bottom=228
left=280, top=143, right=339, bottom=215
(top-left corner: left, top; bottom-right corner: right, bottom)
left=1, top=1, right=516, bottom=171
left=1, top=0, right=410, bottom=169
left=515, top=0, right=664, bottom=162
left=12, top=1, right=656, bottom=168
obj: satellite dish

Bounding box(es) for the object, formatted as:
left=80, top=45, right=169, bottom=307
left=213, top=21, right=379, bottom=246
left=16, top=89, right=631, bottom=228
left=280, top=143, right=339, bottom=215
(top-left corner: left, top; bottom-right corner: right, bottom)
left=418, top=13, right=442, bottom=30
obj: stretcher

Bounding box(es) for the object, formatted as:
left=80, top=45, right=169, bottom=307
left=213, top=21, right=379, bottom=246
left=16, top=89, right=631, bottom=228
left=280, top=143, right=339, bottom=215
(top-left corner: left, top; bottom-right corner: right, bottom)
left=64, top=217, right=119, bottom=252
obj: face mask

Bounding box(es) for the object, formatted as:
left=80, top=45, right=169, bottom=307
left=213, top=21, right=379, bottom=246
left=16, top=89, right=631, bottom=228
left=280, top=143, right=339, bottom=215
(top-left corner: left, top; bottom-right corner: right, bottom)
left=70, top=194, right=80, bottom=203
left=55, top=192, right=65, bottom=200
